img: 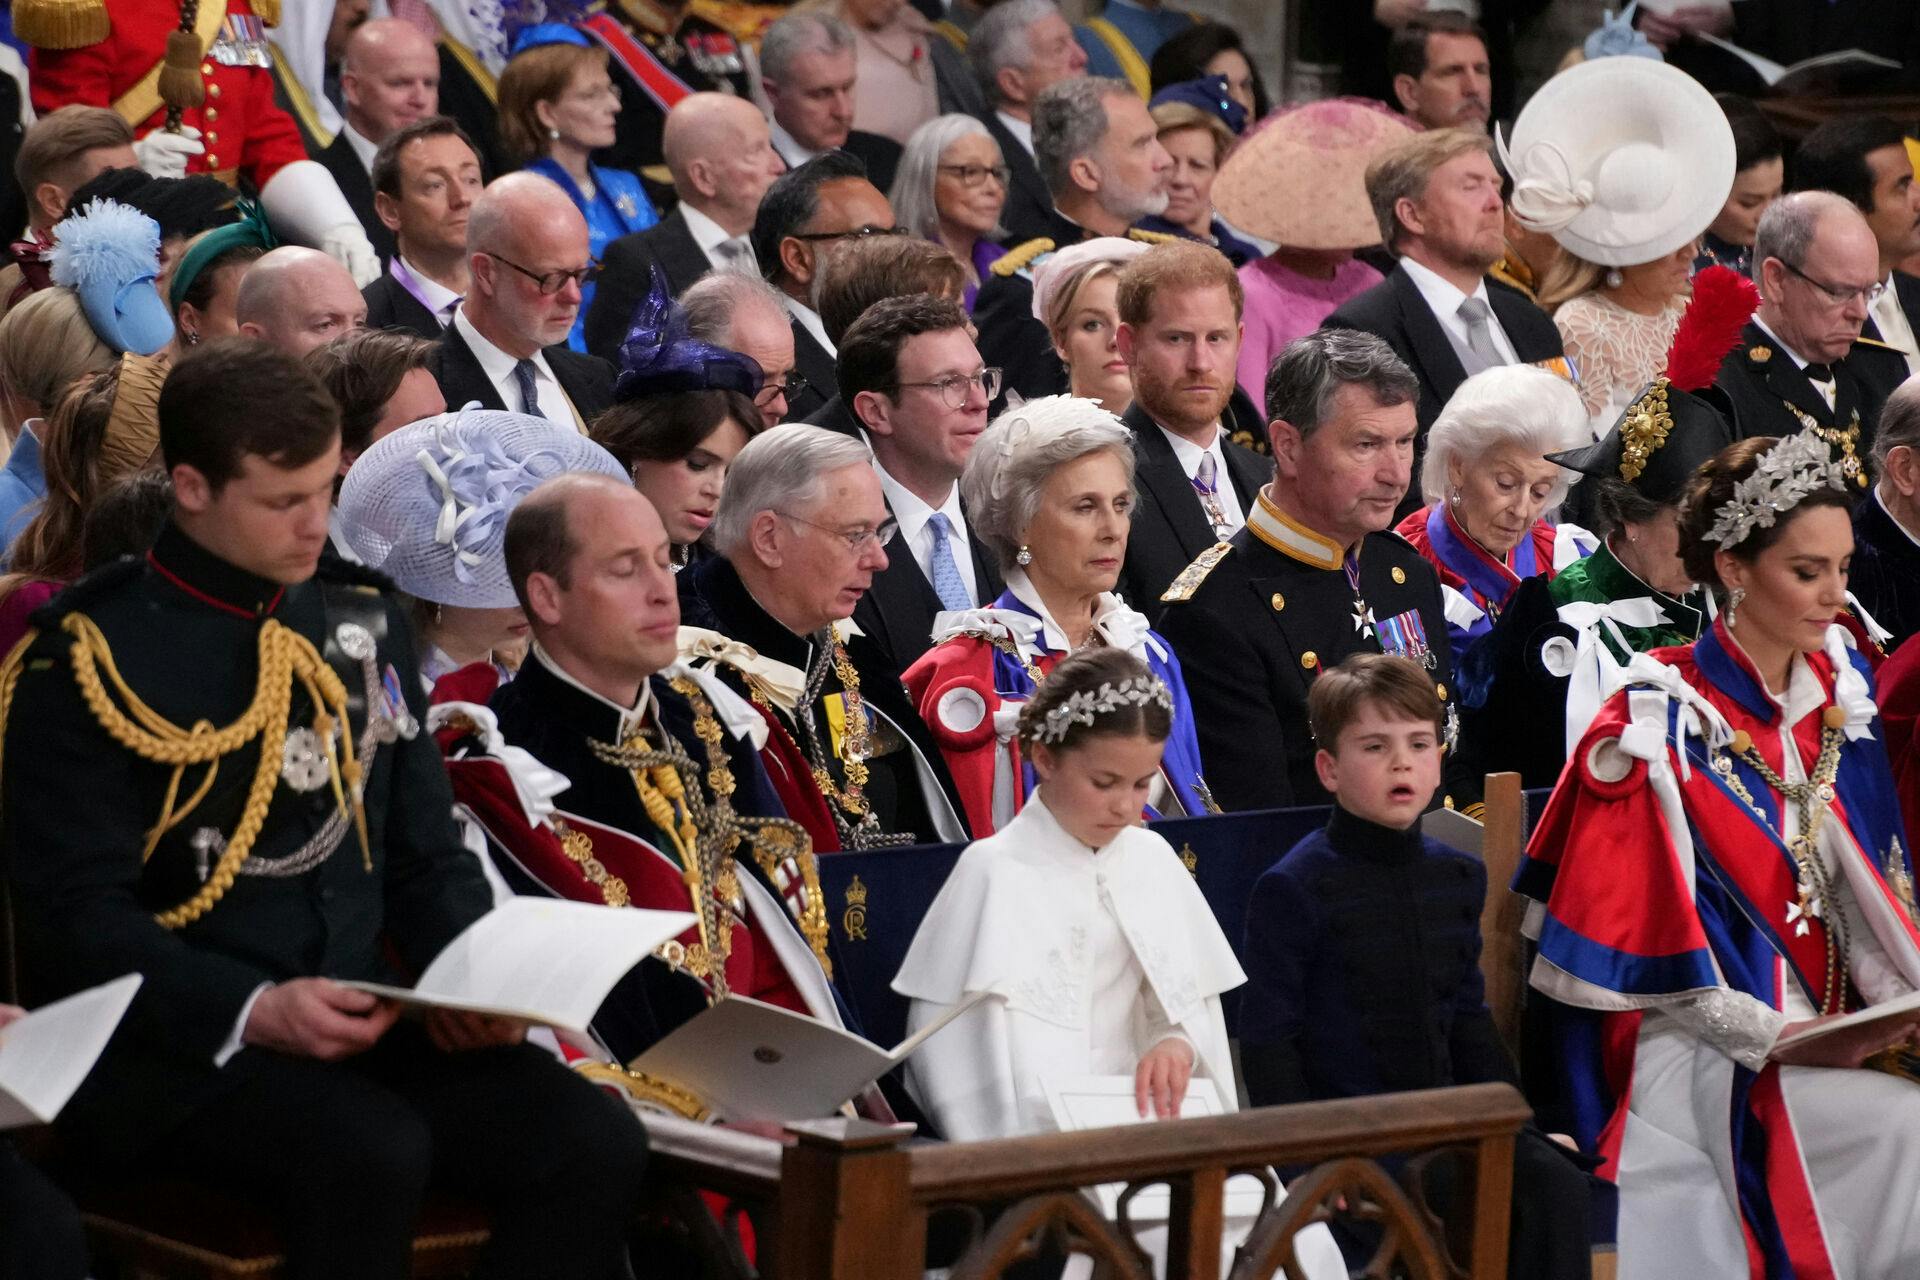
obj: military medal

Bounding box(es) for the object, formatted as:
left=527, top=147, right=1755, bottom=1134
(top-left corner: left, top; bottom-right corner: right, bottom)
left=1342, top=551, right=1374, bottom=640
left=281, top=726, right=331, bottom=791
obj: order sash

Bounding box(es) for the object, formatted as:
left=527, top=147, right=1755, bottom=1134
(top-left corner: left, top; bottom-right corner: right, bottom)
left=581, top=12, right=696, bottom=114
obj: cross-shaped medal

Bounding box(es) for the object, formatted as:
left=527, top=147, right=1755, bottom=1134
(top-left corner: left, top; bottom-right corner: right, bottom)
left=1352, top=596, right=1376, bottom=639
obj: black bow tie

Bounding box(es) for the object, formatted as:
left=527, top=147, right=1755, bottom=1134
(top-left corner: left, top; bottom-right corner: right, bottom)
left=1805, top=362, right=1835, bottom=385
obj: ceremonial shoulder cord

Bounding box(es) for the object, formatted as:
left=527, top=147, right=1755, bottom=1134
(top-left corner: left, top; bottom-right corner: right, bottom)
left=0, top=614, right=368, bottom=930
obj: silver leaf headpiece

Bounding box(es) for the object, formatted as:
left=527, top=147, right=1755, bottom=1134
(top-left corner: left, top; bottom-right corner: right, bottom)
left=1701, top=429, right=1850, bottom=550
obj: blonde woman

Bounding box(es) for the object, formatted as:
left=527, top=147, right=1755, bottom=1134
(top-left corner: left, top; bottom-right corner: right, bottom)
left=1029, top=237, right=1151, bottom=416
left=0, top=286, right=115, bottom=544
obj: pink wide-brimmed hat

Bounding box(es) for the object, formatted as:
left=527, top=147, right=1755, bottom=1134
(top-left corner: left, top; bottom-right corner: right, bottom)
left=1213, top=98, right=1416, bottom=251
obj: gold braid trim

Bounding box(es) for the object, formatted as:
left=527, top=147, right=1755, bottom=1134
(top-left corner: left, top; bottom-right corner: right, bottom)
left=58, top=613, right=368, bottom=930
left=624, top=744, right=733, bottom=998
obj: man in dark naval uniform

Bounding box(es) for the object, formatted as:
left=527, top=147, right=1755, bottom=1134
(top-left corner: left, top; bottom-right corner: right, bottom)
left=1715, top=191, right=1909, bottom=484
left=690, top=424, right=969, bottom=852
left=1157, top=330, right=1470, bottom=813
left=581, top=0, right=755, bottom=174
left=0, top=341, right=647, bottom=1279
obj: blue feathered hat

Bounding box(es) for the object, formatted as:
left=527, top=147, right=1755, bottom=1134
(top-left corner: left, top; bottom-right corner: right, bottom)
left=614, top=266, right=764, bottom=402
left=47, top=198, right=174, bottom=357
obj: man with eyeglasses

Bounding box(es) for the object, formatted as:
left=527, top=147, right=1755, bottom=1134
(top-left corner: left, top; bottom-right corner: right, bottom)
left=691, top=425, right=968, bottom=851
left=681, top=271, right=805, bottom=430
left=1716, top=191, right=1910, bottom=479
left=1792, top=116, right=1920, bottom=378
left=840, top=294, right=1005, bottom=670
left=749, top=153, right=902, bottom=420
left=428, top=174, right=616, bottom=428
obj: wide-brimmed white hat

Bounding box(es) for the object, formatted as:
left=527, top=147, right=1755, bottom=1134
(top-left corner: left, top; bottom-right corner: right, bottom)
left=1498, top=58, right=1735, bottom=268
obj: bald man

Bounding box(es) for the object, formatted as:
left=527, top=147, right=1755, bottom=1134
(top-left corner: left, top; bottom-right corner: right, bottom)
left=583, top=93, right=788, bottom=360
left=320, top=18, right=442, bottom=265
left=428, top=174, right=615, bottom=426
left=235, top=247, right=368, bottom=357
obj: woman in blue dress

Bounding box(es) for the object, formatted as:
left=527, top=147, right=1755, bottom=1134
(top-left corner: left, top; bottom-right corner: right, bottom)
left=497, top=24, right=658, bottom=352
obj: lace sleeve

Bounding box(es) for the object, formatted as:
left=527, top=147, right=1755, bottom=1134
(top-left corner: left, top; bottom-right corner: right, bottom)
left=1554, top=299, right=1616, bottom=418
left=1661, top=988, right=1788, bottom=1071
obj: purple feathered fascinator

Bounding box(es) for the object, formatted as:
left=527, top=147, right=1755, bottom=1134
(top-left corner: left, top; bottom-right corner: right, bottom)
left=613, top=267, right=764, bottom=402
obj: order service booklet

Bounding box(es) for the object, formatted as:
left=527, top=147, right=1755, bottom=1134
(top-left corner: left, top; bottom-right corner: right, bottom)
left=0, top=972, right=143, bottom=1131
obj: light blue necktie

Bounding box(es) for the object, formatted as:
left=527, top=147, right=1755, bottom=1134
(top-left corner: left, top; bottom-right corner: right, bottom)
left=512, top=358, right=547, bottom=419
left=925, top=513, right=972, bottom=612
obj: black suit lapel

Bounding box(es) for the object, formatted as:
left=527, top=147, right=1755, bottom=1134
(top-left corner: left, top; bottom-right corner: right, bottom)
left=1763, top=353, right=1838, bottom=427
left=656, top=210, right=713, bottom=296
left=1389, top=265, right=1469, bottom=403
left=789, top=320, right=836, bottom=420
left=1222, top=442, right=1271, bottom=508
left=984, top=112, right=1052, bottom=243
left=1126, top=406, right=1220, bottom=561
left=435, top=323, right=507, bottom=412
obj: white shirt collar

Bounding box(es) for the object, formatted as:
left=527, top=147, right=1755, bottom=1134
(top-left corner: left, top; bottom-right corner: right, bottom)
left=994, top=110, right=1034, bottom=157
left=784, top=294, right=835, bottom=358
left=1155, top=420, right=1222, bottom=471
left=452, top=306, right=561, bottom=410
left=530, top=641, right=656, bottom=740
left=342, top=120, right=380, bottom=173
left=1002, top=566, right=1148, bottom=655
left=871, top=453, right=964, bottom=549
left=769, top=119, right=822, bottom=169
left=395, top=255, right=462, bottom=320
left=1399, top=255, right=1488, bottom=321
left=1752, top=313, right=1814, bottom=371
left=678, top=200, right=734, bottom=255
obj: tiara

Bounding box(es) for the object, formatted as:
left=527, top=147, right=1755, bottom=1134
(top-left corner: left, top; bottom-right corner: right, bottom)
left=1702, top=429, right=1850, bottom=550
left=1032, top=676, right=1174, bottom=744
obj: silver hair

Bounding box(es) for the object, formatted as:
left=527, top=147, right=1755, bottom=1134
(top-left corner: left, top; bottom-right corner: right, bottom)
left=681, top=269, right=790, bottom=346
left=1417, top=365, right=1589, bottom=507
left=1874, top=377, right=1920, bottom=468
left=1033, top=76, right=1131, bottom=199
left=890, top=114, right=1008, bottom=245
left=711, top=423, right=873, bottom=558
left=1753, top=189, right=1855, bottom=282
left=960, top=395, right=1136, bottom=570
left=1265, top=329, right=1418, bottom=439
left=759, top=11, right=855, bottom=85
left=969, top=0, right=1059, bottom=106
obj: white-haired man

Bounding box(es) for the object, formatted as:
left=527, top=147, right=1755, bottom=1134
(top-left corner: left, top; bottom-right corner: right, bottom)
left=969, top=0, right=1090, bottom=245
left=692, top=425, right=967, bottom=850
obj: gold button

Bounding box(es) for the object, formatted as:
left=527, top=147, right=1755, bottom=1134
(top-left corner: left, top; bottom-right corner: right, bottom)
left=1300, top=651, right=1318, bottom=670
left=204, top=131, right=217, bottom=144
left=1823, top=705, right=1848, bottom=730
left=1730, top=730, right=1752, bottom=755
left=1436, top=683, right=1448, bottom=702
left=205, top=107, right=218, bottom=122
left=205, top=153, right=218, bottom=167
left=209, top=83, right=222, bottom=98
left=1391, top=566, right=1406, bottom=584
left=202, top=63, right=213, bottom=76
left=1269, top=592, right=1285, bottom=612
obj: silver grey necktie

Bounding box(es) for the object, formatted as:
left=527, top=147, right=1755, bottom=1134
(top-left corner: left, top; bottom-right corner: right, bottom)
left=1457, top=295, right=1507, bottom=367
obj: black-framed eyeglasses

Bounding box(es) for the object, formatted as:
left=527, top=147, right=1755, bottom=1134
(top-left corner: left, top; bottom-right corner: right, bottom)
left=937, top=163, right=1011, bottom=188
left=485, top=252, right=599, bottom=295
left=1780, top=258, right=1886, bottom=307
left=777, top=511, right=899, bottom=552
left=790, top=225, right=910, bottom=243
left=895, top=367, right=1002, bottom=410
left=755, top=372, right=811, bottom=405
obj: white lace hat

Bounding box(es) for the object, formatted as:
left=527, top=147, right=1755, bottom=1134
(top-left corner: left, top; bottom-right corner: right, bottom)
left=1498, top=57, right=1735, bottom=268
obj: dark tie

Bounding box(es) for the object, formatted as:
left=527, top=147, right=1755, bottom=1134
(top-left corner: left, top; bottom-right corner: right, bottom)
left=1804, top=362, right=1834, bottom=385
left=512, top=358, right=546, bottom=419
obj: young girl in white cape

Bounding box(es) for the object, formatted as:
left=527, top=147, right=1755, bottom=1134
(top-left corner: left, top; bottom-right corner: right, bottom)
left=892, top=647, right=1343, bottom=1278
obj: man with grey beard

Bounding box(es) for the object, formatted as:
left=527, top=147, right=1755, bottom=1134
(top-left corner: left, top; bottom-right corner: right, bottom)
left=971, top=76, right=1175, bottom=404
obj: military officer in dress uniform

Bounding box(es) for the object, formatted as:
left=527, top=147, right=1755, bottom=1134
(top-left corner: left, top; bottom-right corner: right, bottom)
left=973, top=76, right=1175, bottom=406
left=576, top=0, right=754, bottom=175
left=1157, top=329, right=1473, bottom=813
left=0, top=341, right=647, bottom=1278
left=22, top=0, right=380, bottom=283
left=1713, top=191, right=1910, bottom=484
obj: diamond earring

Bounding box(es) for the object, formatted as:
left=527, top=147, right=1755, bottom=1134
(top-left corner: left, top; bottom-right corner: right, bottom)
left=1016, top=545, right=1032, bottom=566
left=1726, top=586, right=1745, bottom=628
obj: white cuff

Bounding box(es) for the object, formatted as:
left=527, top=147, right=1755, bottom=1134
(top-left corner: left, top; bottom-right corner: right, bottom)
left=215, top=982, right=273, bottom=1067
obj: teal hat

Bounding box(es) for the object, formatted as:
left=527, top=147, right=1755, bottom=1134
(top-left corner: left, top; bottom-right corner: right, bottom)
left=168, top=199, right=277, bottom=313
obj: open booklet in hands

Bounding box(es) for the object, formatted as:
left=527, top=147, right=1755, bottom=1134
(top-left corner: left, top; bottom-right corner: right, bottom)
left=0, top=973, right=143, bottom=1130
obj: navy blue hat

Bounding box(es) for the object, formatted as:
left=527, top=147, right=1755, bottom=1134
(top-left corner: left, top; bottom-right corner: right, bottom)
left=614, top=266, right=764, bottom=401
left=1149, top=74, right=1247, bottom=136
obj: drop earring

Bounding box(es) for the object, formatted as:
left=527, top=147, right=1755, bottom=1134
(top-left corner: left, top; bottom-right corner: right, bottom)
left=1726, top=586, right=1745, bottom=628
left=1016, top=545, right=1032, bottom=566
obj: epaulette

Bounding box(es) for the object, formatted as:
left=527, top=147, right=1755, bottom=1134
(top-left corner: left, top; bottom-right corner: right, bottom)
left=12, top=0, right=110, bottom=50
left=315, top=557, right=400, bottom=594
left=1854, top=335, right=1905, bottom=354
left=990, top=238, right=1055, bottom=277
left=25, top=556, right=142, bottom=630
left=1127, top=228, right=1178, bottom=246
left=1159, top=542, right=1233, bottom=604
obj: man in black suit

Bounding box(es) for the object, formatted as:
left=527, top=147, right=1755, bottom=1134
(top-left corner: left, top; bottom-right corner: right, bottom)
left=319, top=19, right=443, bottom=267
left=1714, top=191, right=1909, bottom=478
left=1322, top=127, right=1563, bottom=504
left=749, top=153, right=898, bottom=422
left=1793, top=115, right=1920, bottom=379
left=1, top=340, right=649, bottom=1278
left=806, top=235, right=971, bottom=438
left=361, top=116, right=482, bottom=340
left=759, top=11, right=905, bottom=192
left=584, top=93, right=785, bottom=361
left=1112, top=240, right=1272, bottom=613
left=1854, top=381, right=1920, bottom=651
left=968, top=0, right=1090, bottom=247
left=841, top=295, right=1004, bottom=670
left=428, top=174, right=615, bottom=424
left=975, top=76, right=1175, bottom=406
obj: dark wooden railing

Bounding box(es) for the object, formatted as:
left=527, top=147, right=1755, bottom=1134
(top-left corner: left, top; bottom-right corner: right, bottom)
left=642, top=1081, right=1532, bottom=1280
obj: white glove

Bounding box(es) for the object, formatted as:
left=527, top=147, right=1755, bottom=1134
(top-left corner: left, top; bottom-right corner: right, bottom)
left=257, top=159, right=383, bottom=286
left=133, top=126, right=204, bottom=179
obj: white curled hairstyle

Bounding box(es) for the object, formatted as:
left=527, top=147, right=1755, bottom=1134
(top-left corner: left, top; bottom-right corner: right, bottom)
left=959, top=394, right=1136, bottom=572
left=1418, top=364, right=1589, bottom=508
